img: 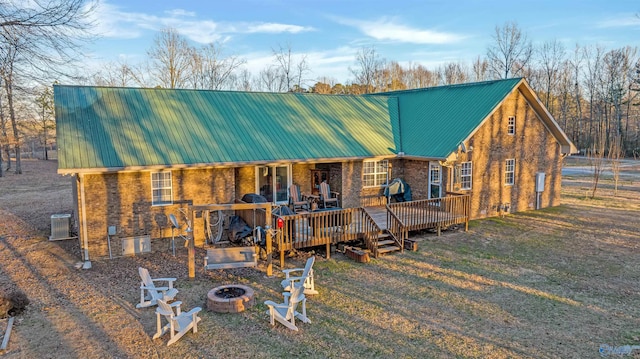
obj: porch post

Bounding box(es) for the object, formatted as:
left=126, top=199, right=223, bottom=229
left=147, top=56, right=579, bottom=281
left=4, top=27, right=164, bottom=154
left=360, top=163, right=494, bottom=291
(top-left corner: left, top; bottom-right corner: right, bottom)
left=265, top=205, right=273, bottom=277
left=188, top=205, right=195, bottom=279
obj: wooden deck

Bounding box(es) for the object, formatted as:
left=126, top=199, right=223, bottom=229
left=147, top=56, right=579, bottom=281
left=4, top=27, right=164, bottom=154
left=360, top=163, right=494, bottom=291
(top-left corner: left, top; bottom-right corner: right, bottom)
left=363, top=206, right=389, bottom=230
left=236, top=193, right=471, bottom=267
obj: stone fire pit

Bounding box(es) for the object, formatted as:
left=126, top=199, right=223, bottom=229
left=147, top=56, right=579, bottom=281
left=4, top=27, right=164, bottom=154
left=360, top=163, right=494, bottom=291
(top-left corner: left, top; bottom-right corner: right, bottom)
left=207, top=284, right=255, bottom=313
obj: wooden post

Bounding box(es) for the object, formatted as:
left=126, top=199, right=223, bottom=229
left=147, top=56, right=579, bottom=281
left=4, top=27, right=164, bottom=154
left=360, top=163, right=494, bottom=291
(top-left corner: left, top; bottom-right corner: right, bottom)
left=326, top=242, right=331, bottom=259
left=265, top=205, right=272, bottom=277
left=188, top=205, right=195, bottom=279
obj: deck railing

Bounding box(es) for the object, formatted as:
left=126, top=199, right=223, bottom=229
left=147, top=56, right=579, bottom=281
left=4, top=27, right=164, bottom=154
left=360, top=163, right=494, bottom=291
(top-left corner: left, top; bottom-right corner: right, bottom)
left=386, top=206, right=407, bottom=251
left=360, top=209, right=382, bottom=257
left=388, top=193, right=470, bottom=232
left=272, top=208, right=366, bottom=261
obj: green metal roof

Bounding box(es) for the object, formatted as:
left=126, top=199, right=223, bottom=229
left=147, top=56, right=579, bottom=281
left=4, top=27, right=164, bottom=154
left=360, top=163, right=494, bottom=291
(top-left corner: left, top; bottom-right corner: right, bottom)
left=373, top=78, right=523, bottom=159
left=54, top=86, right=400, bottom=172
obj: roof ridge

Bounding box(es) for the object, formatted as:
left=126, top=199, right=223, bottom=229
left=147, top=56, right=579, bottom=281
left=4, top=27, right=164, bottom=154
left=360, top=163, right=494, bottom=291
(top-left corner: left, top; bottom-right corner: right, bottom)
left=372, top=77, right=523, bottom=95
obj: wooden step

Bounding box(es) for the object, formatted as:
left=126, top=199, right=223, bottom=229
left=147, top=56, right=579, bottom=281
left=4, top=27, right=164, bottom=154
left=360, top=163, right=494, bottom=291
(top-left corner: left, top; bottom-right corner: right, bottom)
left=377, top=232, right=391, bottom=239
left=377, top=246, right=401, bottom=254
left=377, top=239, right=395, bottom=246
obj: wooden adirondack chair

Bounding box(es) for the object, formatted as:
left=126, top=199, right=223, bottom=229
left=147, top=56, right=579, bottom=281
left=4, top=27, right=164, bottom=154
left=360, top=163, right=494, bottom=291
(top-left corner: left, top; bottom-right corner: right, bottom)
left=153, top=299, right=202, bottom=346
left=319, top=181, right=339, bottom=208
left=136, top=267, right=179, bottom=309
left=288, top=184, right=309, bottom=213
left=264, top=284, right=310, bottom=331
left=281, top=256, right=318, bottom=295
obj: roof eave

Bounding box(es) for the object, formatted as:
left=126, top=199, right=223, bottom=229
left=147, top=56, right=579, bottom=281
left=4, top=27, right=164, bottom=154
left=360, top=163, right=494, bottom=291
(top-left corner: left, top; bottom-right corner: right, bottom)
left=57, top=154, right=399, bottom=175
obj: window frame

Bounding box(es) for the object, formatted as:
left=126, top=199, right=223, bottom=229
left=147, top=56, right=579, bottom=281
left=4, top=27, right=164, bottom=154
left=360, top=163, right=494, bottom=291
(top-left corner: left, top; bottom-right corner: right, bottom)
left=460, top=161, right=472, bottom=190
left=505, top=159, right=515, bottom=186
left=507, top=116, right=515, bottom=135
left=151, top=171, right=173, bottom=206
left=362, top=159, right=389, bottom=188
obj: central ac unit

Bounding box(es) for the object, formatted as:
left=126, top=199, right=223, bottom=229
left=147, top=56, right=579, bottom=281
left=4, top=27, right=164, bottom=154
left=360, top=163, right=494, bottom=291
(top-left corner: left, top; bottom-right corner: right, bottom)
left=50, top=214, right=71, bottom=241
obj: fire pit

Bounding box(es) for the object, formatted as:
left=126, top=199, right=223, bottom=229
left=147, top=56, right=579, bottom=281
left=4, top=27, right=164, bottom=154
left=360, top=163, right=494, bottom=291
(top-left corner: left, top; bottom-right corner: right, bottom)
left=207, top=284, right=255, bottom=313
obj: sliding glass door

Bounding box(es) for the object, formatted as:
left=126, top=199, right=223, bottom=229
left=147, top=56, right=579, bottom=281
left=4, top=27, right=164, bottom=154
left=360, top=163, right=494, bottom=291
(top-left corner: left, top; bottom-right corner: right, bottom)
left=256, top=165, right=290, bottom=203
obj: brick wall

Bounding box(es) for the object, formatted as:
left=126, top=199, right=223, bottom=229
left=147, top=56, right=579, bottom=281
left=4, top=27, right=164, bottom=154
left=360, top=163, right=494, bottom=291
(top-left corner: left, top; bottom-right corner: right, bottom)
left=76, top=167, right=234, bottom=259
left=463, top=89, right=562, bottom=218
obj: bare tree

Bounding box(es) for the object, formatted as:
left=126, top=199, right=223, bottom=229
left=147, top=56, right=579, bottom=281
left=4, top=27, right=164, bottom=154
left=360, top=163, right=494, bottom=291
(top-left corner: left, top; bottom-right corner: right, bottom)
left=257, top=66, right=285, bottom=92
left=537, top=39, right=566, bottom=112
left=350, top=46, right=383, bottom=93
left=608, top=134, right=624, bottom=196
left=589, top=121, right=606, bottom=199
left=33, top=85, right=54, bottom=160
left=438, top=61, right=468, bottom=85
left=471, top=56, right=490, bottom=82
left=486, top=22, right=533, bottom=79
left=0, top=0, right=95, bottom=174
left=147, top=27, right=193, bottom=89
left=272, top=43, right=310, bottom=92
left=189, top=43, right=246, bottom=90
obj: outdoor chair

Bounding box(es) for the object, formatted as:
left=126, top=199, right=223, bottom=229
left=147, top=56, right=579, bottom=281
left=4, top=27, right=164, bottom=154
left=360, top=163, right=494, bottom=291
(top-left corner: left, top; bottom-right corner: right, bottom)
left=281, top=256, right=318, bottom=295
left=319, top=181, right=339, bottom=208
left=288, top=184, right=309, bottom=213
left=136, top=267, right=179, bottom=309
left=264, top=284, right=310, bottom=331
left=152, top=299, right=202, bottom=346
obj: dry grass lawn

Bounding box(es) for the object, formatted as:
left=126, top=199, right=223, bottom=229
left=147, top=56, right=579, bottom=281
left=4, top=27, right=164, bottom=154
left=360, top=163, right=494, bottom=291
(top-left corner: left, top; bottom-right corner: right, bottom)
left=0, top=158, right=639, bottom=358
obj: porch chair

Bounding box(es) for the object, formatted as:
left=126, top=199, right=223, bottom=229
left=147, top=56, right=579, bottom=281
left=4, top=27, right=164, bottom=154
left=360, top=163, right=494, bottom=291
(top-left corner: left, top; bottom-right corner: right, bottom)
left=288, top=184, right=309, bottom=213
left=152, top=299, right=202, bottom=346
left=281, top=256, right=318, bottom=295
left=136, top=267, right=179, bottom=309
left=264, top=284, right=310, bottom=331
left=319, top=181, right=339, bottom=208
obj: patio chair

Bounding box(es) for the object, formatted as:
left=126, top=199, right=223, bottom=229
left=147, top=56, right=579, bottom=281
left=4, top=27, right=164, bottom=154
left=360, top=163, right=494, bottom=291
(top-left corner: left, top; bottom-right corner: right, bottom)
left=136, top=267, right=179, bottom=309
left=288, top=184, right=309, bottom=213
left=319, top=181, right=339, bottom=208
left=264, top=284, right=310, bottom=331
left=281, top=256, right=318, bottom=295
left=152, top=299, right=202, bottom=346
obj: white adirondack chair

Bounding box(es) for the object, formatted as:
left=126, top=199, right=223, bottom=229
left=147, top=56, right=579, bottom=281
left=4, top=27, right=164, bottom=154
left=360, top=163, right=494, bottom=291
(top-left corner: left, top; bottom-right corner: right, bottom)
left=264, top=284, right=310, bottom=331
left=136, top=267, right=179, bottom=309
left=152, top=299, right=202, bottom=346
left=281, top=256, right=318, bottom=295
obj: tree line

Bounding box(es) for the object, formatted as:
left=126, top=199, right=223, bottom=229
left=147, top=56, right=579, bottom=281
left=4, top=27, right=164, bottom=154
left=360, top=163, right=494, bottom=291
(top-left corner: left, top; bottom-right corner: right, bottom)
left=1, top=2, right=639, bottom=177
left=88, top=23, right=640, bottom=158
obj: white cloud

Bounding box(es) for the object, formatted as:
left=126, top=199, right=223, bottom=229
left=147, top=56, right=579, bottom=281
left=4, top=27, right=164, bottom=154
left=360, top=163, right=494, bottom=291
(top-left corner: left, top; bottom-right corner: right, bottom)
left=245, top=23, right=314, bottom=34
left=333, top=16, right=466, bottom=45
left=91, top=1, right=314, bottom=44
left=165, top=9, right=196, bottom=17
left=597, top=14, right=640, bottom=28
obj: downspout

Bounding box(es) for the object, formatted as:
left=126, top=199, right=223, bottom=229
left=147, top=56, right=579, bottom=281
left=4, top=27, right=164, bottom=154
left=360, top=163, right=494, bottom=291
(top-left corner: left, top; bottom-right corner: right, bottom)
left=79, top=174, right=91, bottom=268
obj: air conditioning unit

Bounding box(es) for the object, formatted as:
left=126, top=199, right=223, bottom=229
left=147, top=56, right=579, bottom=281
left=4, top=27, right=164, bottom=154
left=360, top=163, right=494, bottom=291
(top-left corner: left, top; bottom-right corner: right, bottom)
left=50, top=214, right=71, bottom=241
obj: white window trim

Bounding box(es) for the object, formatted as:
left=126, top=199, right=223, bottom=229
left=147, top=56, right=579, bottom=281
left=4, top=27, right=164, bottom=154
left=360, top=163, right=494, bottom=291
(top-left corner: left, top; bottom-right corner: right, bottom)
left=428, top=162, right=442, bottom=199
left=151, top=171, right=173, bottom=206
left=507, top=116, right=515, bottom=135
left=362, top=159, right=389, bottom=188
left=505, top=159, right=515, bottom=186
left=460, top=161, right=472, bottom=190
left=254, top=164, right=292, bottom=204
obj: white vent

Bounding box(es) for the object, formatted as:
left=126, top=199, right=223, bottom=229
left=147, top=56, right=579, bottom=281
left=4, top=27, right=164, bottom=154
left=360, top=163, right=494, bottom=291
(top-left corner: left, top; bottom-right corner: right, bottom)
left=49, top=214, right=71, bottom=241
left=122, top=236, right=151, bottom=256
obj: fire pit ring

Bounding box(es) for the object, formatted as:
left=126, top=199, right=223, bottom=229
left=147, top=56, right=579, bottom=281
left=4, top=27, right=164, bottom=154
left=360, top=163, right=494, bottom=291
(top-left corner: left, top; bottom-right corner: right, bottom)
left=207, top=284, right=255, bottom=313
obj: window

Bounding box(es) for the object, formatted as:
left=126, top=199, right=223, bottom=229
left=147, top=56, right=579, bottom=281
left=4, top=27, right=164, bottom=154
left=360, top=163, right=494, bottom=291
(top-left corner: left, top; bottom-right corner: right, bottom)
left=505, top=159, right=515, bottom=186
left=460, top=162, right=472, bottom=190
left=151, top=172, right=173, bottom=205
left=363, top=160, right=389, bottom=187
left=507, top=116, right=515, bottom=135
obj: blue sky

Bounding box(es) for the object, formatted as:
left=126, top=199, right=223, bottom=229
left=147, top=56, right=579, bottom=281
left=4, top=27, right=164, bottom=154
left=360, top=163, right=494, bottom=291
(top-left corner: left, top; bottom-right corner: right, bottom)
left=87, top=0, right=640, bottom=84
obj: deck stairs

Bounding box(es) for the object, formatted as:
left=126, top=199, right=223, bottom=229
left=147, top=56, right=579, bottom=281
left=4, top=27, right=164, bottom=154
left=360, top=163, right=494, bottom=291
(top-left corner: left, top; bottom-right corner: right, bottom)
left=375, top=231, right=402, bottom=255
